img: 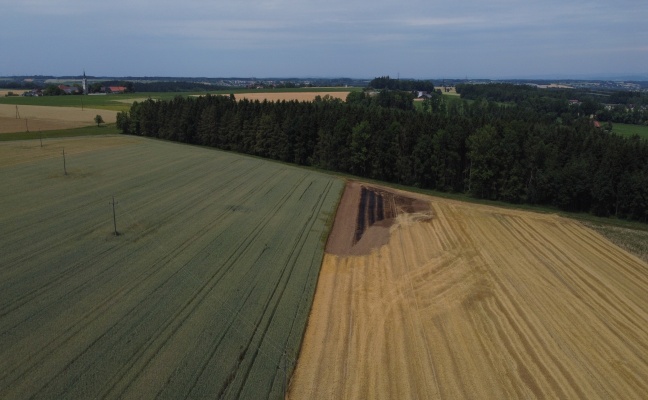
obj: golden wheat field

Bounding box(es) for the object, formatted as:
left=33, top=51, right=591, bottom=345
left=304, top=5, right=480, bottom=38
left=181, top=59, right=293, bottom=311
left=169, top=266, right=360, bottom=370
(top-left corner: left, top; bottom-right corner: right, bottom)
left=0, top=104, right=117, bottom=134
left=290, top=182, right=648, bottom=399
left=234, top=92, right=349, bottom=102
left=0, top=90, right=28, bottom=97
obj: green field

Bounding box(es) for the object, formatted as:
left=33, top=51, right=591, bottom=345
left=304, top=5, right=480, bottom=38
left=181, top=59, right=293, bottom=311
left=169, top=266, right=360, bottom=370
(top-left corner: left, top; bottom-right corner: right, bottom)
left=0, top=124, right=120, bottom=142
left=612, top=123, right=648, bottom=139
left=0, top=136, right=343, bottom=399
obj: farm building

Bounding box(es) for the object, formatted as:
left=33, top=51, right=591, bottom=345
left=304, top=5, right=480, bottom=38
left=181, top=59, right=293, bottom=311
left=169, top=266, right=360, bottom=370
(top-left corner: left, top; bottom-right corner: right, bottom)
left=108, top=86, right=127, bottom=94
left=58, top=85, right=80, bottom=95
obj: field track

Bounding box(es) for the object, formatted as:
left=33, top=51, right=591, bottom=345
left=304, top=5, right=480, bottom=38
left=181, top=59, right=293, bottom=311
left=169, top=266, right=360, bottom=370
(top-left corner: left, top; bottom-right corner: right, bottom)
left=0, top=104, right=117, bottom=134
left=0, top=136, right=343, bottom=399
left=290, top=182, right=648, bottom=399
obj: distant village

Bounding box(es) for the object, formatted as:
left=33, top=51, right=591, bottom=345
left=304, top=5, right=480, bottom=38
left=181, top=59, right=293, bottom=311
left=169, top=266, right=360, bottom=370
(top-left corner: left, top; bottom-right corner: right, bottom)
left=17, top=72, right=129, bottom=97
left=22, top=85, right=127, bottom=97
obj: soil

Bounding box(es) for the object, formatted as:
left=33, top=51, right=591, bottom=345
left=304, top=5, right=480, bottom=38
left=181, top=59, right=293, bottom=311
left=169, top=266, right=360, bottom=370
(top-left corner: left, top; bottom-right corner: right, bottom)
left=326, top=182, right=432, bottom=256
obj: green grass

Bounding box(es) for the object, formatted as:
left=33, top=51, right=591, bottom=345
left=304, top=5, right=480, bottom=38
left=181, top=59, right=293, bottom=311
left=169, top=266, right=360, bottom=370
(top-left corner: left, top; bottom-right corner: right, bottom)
left=580, top=221, right=648, bottom=263
left=0, top=137, right=343, bottom=399
left=0, top=124, right=119, bottom=141
left=0, top=92, right=190, bottom=112
left=612, top=123, right=648, bottom=139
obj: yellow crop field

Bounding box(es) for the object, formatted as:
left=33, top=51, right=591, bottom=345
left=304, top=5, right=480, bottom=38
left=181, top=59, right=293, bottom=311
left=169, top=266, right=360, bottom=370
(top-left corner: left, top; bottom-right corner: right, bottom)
left=234, top=92, right=349, bottom=102
left=290, top=182, right=648, bottom=399
left=0, top=90, right=28, bottom=97
left=0, top=104, right=117, bottom=134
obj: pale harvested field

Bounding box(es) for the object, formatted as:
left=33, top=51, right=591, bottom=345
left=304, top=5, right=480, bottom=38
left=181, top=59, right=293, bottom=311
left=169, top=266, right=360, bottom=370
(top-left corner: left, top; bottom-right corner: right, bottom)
left=0, top=90, right=27, bottom=97
left=290, top=182, right=648, bottom=399
left=234, top=92, right=349, bottom=102
left=0, top=104, right=117, bottom=133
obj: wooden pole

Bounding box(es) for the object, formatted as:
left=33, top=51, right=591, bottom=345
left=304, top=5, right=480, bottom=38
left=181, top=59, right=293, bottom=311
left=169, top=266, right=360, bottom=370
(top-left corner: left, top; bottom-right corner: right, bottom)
left=110, top=196, right=119, bottom=236
left=63, top=148, right=67, bottom=175
left=283, top=351, right=290, bottom=398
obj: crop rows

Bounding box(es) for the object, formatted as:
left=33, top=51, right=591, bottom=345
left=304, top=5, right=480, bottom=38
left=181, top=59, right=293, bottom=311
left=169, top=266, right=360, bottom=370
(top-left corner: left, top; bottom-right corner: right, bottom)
left=291, top=184, right=648, bottom=399
left=0, top=136, right=343, bottom=399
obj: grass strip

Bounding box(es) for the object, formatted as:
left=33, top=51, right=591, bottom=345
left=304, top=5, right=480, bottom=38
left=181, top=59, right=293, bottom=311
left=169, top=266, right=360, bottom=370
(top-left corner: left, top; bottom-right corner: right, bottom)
left=0, top=124, right=119, bottom=141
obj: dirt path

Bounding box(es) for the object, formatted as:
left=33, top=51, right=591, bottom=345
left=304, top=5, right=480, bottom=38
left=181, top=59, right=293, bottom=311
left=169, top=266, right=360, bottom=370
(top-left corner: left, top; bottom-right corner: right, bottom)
left=290, top=181, right=648, bottom=399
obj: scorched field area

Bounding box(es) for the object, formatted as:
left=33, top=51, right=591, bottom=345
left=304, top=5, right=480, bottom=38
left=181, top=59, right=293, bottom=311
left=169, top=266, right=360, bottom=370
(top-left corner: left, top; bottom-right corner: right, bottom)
left=0, top=135, right=343, bottom=399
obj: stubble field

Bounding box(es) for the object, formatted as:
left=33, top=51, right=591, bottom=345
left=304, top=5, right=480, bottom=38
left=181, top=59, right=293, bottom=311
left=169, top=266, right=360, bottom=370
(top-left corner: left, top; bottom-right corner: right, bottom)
left=0, top=135, right=343, bottom=399
left=290, top=182, right=648, bottom=399
left=0, top=104, right=117, bottom=134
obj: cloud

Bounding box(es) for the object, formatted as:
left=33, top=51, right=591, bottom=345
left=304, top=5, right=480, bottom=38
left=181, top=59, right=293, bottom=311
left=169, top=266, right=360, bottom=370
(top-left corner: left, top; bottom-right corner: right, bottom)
left=2, top=0, right=646, bottom=77
left=404, top=17, right=485, bottom=28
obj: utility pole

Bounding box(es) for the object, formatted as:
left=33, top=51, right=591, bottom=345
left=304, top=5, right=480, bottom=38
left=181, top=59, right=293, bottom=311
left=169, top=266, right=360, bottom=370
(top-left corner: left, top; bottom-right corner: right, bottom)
left=110, top=196, right=119, bottom=236
left=62, top=148, right=67, bottom=175
left=15, top=105, right=20, bottom=119
left=39, top=131, right=43, bottom=148
left=283, top=351, right=287, bottom=398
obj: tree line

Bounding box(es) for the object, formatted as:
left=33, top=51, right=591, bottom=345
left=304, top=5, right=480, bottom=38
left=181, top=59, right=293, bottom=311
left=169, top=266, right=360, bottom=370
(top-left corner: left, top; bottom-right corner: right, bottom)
left=457, top=83, right=648, bottom=125
left=116, top=92, right=648, bottom=222
left=369, top=76, right=436, bottom=92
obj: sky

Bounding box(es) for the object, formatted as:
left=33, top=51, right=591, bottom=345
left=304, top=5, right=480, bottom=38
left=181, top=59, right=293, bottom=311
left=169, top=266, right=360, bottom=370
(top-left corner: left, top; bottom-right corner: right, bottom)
left=3, top=0, right=647, bottom=79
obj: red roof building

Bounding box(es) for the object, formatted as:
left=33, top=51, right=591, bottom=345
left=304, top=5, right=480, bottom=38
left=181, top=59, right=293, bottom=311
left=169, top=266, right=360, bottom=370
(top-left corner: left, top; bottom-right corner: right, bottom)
left=108, top=86, right=127, bottom=93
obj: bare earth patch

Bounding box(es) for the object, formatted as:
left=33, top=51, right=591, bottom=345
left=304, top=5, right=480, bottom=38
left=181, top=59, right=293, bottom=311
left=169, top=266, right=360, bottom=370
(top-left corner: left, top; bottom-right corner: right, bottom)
left=290, top=181, right=648, bottom=399
left=0, top=104, right=117, bottom=134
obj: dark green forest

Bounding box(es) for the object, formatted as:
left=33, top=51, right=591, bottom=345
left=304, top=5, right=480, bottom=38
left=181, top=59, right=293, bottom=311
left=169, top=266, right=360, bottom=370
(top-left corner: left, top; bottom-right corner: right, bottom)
left=116, top=88, right=648, bottom=223
left=369, top=76, right=436, bottom=92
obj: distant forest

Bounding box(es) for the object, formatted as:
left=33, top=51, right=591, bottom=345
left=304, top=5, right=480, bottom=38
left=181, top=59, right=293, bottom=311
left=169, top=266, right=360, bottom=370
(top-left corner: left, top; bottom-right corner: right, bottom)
left=116, top=85, right=648, bottom=223
left=457, top=83, right=648, bottom=125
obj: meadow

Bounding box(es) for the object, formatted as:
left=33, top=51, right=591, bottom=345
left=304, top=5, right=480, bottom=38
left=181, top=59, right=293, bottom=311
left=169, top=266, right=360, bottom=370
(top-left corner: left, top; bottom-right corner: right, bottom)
left=0, top=135, right=343, bottom=399
left=613, top=122, right=648, bottom=139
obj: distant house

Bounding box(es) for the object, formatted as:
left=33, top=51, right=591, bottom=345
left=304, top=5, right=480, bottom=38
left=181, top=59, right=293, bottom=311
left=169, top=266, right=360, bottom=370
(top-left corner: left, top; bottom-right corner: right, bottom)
left=568, top=99, right=581, bottom=106
left=22, top=89, right=43, bottom=97
left=108, top=86, right=127, bottom=94
left=58, top=85, right=79, bottom=95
